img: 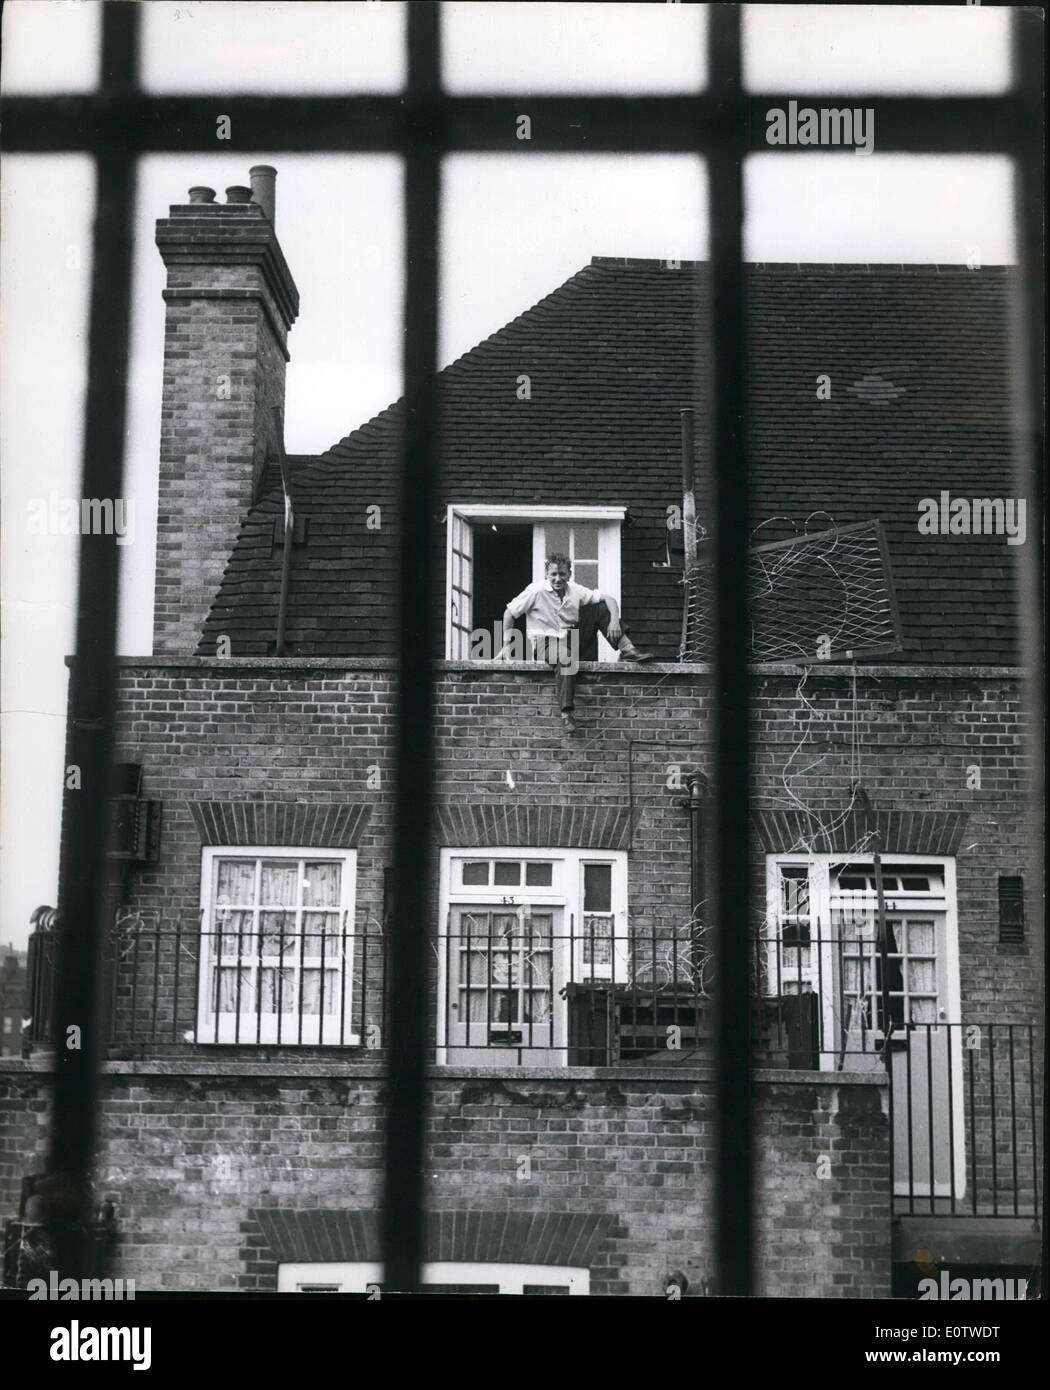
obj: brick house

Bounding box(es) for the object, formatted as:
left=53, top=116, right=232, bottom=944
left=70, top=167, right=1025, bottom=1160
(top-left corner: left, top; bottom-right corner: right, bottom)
left=2, top=169, right=1040, bottom=1298
left=0, top=948, right=27, bottom=1060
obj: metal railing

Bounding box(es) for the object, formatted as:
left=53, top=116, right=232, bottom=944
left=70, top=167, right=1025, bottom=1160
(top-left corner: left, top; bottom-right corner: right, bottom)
left=890, top=1022, right=1042, bottom=1221
left=24, top=910, right=1041, bottom=1225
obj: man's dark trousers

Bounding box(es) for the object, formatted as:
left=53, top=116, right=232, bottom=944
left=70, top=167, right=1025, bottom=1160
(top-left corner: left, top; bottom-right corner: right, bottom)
left=549, top=600, right=630, bottom=712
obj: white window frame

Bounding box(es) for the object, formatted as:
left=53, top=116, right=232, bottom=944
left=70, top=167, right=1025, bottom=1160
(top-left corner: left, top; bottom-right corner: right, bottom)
left=436, top=847, right=628, bottom=1064
left=766, top=851, right=964, bottom=1197
left=764, top=852, right=961, bottom=1062
left=445, top=504, right=625, bottom=660
left=278, top=1261, right=589, bottom=1295
left=196, top=846, right=358, bottom=1046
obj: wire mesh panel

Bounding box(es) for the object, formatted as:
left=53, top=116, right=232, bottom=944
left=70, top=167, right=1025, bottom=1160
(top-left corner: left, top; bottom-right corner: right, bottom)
left=680, top=519, right=902, bottom=663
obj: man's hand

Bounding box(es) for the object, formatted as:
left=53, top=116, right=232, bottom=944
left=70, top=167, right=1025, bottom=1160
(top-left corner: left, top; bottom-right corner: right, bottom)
left=606, top=621, right=623, bottom=647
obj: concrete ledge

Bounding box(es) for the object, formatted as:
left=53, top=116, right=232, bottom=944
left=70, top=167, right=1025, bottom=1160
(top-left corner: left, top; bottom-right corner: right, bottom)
left=894, top=1216, right=1040, bottom=1266
left=1, top=1057, right=886, bottom=1087
left=69, top=656, right=1026, bottom=680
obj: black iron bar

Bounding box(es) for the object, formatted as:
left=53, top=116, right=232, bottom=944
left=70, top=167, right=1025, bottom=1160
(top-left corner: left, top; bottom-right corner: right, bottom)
left=946, top=1023, right=957, bottom=1215
left=1, top=94, right=1030, bottom=157
left=1009, top=1025, right=1019, bottom=1216
left=171, top=916, right=181, bottom=1045
left=906, top=1024, right=915, bottom=1214
left=990, top=1026, right=999, bottom=1215
left=381, top=0, right=442, bottom=1293
left=969, top=1045, right=978, bottom=1218
left=339, top=914, right=348, bottom=1047
left=45, top=0, right=139, bottom=1281
left=150, top=917, right=160, bottom=1046
left=925, top=1026, right=935, bottom=1216
left=709, top=3, right=753, bottom=1300
left=277, top=919, right=286, bottom=1045
left=1027, top=1026, right=1038, bottom=1221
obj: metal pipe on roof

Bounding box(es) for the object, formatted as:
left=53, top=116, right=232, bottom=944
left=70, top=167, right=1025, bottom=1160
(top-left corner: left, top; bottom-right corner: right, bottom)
left=273, top=407, right=293, bottom=657
left=249, top=164, right=277, bottom=226
left=681, top=406, right=698, bottom=573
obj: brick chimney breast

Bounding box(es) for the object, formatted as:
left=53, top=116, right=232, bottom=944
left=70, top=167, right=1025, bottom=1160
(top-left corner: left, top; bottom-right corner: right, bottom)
left=153, top=175, right=299, bottom=654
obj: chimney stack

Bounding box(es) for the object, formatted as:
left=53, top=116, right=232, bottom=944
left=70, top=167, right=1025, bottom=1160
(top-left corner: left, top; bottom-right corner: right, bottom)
left=153, top=171, right=299, bottom=654
left=249, top=165, right=277, bottom=226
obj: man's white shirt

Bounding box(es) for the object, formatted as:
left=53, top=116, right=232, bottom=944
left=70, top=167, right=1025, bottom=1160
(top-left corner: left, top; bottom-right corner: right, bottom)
left=505, top=578, right=601, bottom=641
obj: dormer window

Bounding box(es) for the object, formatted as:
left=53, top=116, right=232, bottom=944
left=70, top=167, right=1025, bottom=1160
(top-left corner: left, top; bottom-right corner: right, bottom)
left=446, top=505, right=625, bottom=660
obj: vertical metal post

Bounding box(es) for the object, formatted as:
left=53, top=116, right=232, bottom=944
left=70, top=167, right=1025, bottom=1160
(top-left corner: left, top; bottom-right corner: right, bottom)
left=46, top=0, right=139, bottom=1278
left=708, top=3, right=753, bottom=1300
left=381, top=0, right=442, bottom=1295
left=1009, top=6, right=1047, bottom=1281
left=680, top=406, right=698, bottom=573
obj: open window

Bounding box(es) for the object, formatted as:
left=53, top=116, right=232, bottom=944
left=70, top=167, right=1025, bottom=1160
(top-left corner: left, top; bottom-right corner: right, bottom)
left=445, top=505, right=625, bottom=660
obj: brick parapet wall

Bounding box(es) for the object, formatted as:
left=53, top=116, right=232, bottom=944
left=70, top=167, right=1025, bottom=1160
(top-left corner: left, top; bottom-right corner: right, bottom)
left=0, top=1063, right=889, bottom=1298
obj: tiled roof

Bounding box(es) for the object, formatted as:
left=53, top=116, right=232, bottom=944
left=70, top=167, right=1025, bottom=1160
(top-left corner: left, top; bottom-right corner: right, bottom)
left=200, top=260, right=1021, bottom=664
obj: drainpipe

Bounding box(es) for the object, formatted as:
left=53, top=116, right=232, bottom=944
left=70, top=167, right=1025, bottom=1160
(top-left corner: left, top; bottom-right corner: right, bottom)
left=686, top=771, right=708, bottom=973
left=273, top=406, right=293, bottom=656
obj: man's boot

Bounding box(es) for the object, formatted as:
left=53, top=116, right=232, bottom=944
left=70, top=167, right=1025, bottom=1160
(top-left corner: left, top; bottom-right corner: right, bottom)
left=617, top=635, right=654, bottom=662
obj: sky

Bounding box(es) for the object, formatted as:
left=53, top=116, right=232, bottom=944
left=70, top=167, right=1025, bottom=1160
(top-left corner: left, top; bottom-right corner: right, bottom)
left=0, top=2, right=1017, bottom=949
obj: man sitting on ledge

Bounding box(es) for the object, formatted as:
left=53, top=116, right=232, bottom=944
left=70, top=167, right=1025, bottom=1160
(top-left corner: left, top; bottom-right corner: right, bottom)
left=497, top=552, right=653, bottom=733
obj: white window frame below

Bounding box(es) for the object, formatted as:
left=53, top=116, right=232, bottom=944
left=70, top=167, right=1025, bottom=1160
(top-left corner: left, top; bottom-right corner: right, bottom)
left=765, top=851, right=965, bottom=1198
left=196, top=846, right=358, bottom=1046
left=437, top=846, right=629, bottom=1065
left=763, top=852, right=961, bottom=1064
left=445, top=504, right=625, bottom=660
left=278, top=1261, right=590, bottom=1295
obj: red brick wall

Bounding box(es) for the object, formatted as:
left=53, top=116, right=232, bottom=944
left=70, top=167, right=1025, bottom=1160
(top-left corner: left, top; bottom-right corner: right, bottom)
left=0, top=1063, right=890, bottom=1298
left=25, top=657, right=1037, bottom=1292
left=102, top=659, right=1039, bottom=1029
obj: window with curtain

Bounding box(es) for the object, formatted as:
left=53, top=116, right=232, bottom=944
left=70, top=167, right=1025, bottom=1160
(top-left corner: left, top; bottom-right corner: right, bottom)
left=197, top=847, right=357, bottom=1045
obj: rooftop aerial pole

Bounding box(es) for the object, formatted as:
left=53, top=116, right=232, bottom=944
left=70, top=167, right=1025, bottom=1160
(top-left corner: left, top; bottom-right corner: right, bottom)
left=273, top=407, right=294, bottom=657
left=681, top=406, right=698, bottom=574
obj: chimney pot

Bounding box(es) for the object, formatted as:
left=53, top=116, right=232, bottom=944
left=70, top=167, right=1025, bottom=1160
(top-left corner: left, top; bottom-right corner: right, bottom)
left=188, top=186, right=216, bottom=204
left=249, top=164, right=277, bottom=227
left=225, top=185, right=253, bottom=205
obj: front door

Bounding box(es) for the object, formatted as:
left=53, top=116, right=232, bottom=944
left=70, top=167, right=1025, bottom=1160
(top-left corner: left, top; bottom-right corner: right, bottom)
left=833, top=878, right=963, bottom=1199
left=444, top=904, right=564, bottom=1065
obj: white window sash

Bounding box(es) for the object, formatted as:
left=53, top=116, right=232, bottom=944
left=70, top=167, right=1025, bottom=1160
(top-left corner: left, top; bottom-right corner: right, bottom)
left=196, top=846, right=358, bottom=1046
left=278, top=1261, right=590, bottom=1295
left=436, top=848, right=628, bottom=1064
left=445, top=505, right=625, bottom=660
